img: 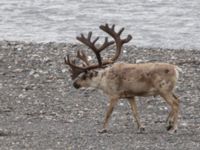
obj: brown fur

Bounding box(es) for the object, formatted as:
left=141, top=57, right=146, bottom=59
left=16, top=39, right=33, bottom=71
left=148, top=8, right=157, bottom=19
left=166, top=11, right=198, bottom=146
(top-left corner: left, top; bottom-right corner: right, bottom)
left=73, top=62, right=181, bottom=133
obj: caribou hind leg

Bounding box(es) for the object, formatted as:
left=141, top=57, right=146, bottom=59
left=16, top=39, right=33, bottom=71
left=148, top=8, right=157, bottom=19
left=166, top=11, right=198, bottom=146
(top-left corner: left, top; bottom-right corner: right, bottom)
left=160, top=92, right=180, bottom=133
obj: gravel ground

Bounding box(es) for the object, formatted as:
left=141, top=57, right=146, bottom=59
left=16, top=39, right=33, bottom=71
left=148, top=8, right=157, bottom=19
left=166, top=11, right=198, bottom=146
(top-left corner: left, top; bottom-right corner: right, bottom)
left=0, top=41, right=200, bottom=150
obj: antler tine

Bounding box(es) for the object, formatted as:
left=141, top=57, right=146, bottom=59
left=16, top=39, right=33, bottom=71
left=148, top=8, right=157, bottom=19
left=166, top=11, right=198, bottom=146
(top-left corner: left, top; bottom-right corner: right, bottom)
left=78, top=32, right=93, bottom=48
left=123, top=34, right=132, bottom=43
left=77, top=50, right=90, bottom=66
left=77, top=32, right=99, bottom=56
left=87, top=32, right=92, bottom=41
left=99, top=24, right=132, bottom=62
left=112, top=24, right=115, bottom=30
left=64, top=55, right=87, bottom=79
left=77, top=30, right=115, bottom=66
left=100, top=23, right=132, bottom=42
left=98, top=37, right=115, bottom=52
left=93, top=37, right=99, bottom=45
left=118, top=28, right=124, bottom=36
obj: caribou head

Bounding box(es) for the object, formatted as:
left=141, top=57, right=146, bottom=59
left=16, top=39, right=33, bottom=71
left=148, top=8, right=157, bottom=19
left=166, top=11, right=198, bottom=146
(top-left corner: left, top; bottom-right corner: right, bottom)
left=65, top=24, right=132, bottom=89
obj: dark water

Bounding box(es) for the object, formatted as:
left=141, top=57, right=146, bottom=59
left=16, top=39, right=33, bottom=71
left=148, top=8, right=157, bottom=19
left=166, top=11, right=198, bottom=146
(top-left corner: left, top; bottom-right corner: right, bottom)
left=0, top=0, right=200, bottom=49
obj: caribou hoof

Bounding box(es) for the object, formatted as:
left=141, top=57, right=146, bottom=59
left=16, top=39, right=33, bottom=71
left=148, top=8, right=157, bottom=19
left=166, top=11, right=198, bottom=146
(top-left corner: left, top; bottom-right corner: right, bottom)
left=168, top=128, right=177, bottom=134
left=137, top=126, right=145, bottom=134
left=166, top=124, right=173, bottom=131
left=98, top=128, right=108, bottom=134
left=139, top=126, right=145, bottom=132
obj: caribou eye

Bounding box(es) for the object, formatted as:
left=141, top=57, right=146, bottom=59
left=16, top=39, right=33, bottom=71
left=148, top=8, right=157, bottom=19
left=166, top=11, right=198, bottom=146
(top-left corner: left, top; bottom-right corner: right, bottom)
left=81, top=74, right=87, bottom=80
left=94, top=71, right=98, bottom=77
left=89, top=73, right=93, bottom=78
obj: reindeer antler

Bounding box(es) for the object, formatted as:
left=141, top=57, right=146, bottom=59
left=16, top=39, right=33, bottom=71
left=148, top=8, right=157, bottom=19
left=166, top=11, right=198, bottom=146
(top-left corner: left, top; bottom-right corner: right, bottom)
left=65, top=24, right=132, bottom=79
left=76, top=32, right=114, bottom=66
left=64, top=55, right=84, bottom=79
left=77, top=50, right=90, bottom=66
left=100, top=24, right=132, bottom=62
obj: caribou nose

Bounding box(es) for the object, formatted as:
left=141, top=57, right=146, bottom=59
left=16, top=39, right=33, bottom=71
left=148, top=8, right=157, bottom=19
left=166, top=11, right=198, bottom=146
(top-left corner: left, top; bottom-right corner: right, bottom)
left=73, top=82, right=80, bottom=89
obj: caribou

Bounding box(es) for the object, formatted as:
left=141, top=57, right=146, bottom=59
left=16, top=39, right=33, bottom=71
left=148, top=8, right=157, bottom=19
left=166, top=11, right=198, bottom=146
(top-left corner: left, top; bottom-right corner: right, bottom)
left=65, top=24, right=181, bottom=134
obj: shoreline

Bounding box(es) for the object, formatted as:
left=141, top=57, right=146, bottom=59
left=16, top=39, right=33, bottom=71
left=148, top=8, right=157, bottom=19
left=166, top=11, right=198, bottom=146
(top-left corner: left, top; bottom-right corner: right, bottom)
left=0, top=40, right=200, bottom=52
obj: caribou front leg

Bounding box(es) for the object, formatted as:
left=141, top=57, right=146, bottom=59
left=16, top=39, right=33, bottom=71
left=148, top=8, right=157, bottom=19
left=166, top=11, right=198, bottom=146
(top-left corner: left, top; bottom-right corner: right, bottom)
left=128, top=97, right=145, bottom=132
left=98, top=96, right=118, bottom=133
